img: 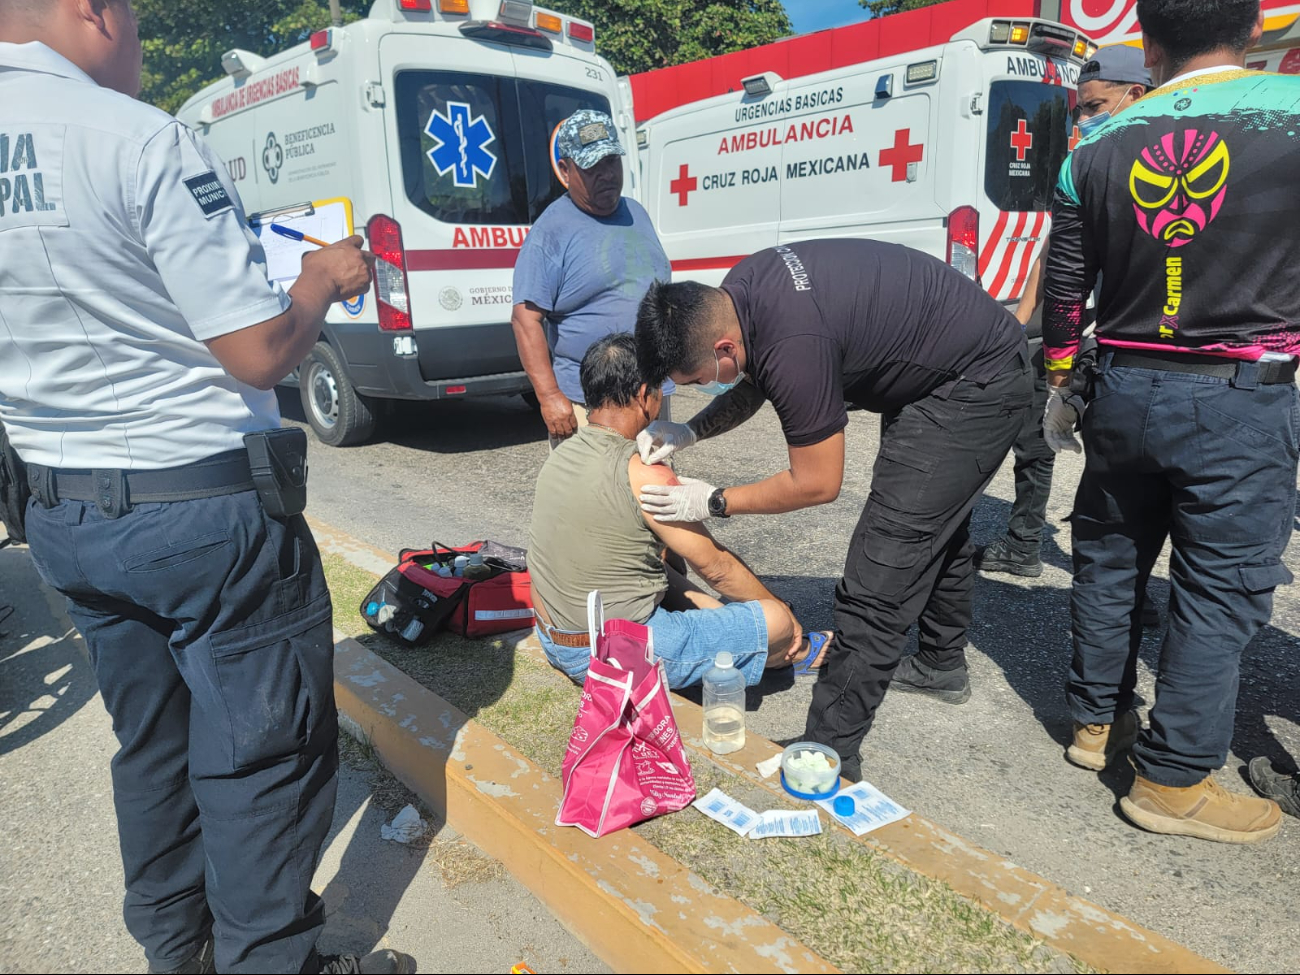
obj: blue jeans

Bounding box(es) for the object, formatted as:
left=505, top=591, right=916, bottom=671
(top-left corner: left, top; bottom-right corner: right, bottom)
left=537, top=600, right=769, bottom=688
left=24, top=491, right=337, bottom=973
left=1068, top=356, right=1298, bottom=787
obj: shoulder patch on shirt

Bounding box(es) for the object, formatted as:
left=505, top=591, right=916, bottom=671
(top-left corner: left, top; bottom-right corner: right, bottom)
left=183, top=171, right=233, bottom=217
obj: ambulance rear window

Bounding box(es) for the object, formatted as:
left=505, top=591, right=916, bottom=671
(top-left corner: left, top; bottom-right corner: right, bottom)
left=395, top=70, right=611, bottom=226
left=984, top=80, right=1076, bottom=213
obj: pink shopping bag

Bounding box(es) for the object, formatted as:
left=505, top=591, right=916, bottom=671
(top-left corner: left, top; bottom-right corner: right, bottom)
left=555, top=591, right=697, bottom=837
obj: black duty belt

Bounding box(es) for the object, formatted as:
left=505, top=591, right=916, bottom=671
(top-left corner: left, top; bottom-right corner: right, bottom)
left=1110, top=350, right=1297, bottom=385
left=28, top=448, right=255, bottom=508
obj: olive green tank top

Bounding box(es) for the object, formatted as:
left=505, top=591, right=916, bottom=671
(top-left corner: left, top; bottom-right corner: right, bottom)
left=529, top=425, right=667, bottom=632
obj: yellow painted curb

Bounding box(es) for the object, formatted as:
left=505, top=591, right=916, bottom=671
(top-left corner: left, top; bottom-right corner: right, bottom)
left=310, top=515, right=1229, bottom=975
left=333, top=634, right=838, bottom=975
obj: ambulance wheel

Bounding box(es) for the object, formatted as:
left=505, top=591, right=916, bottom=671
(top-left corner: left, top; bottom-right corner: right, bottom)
left=300, top=341, right=376, bottom=447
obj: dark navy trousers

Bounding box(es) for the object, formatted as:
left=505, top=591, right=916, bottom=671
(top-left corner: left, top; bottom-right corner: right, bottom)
left=1068, top=356, right=1297, bottom=787
left=24, top=490, right=338, bottom=973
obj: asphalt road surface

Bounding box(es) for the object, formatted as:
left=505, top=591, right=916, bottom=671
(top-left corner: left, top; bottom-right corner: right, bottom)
left=285, top=385, right=1300, bottom=974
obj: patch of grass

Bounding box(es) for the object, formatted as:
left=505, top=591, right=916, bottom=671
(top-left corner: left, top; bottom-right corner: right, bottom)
left=323, top=554, right=1095, bottom=973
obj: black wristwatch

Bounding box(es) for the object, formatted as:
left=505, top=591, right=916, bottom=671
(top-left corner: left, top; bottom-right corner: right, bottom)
left=708, top=487, right=729, bottom=518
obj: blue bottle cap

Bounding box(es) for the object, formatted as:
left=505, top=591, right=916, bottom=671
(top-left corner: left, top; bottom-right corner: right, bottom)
left=833, top=795, right=856, bottom=818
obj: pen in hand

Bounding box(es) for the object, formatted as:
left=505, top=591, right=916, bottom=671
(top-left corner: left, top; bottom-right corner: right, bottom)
left=270, top=223, right=332, bottom=248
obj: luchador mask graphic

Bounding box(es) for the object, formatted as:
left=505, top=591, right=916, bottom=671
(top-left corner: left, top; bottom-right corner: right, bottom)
left=1128, top=129, right=1231, bottom=247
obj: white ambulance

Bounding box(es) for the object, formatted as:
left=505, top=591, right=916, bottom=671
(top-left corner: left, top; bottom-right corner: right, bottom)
left=632, top=12, right=1097, bottom=305
left=177, top=0, right=633, bottom=446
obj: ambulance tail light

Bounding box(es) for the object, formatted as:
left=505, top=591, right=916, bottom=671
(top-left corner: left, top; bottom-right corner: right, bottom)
left=568, top=20, right=593, bottom=43
left=946, top=206, right=980, bottom=282
left=439, top=0, right=470, bottom=11
left=366, top=215, right=413, bottom=332
left=534, top=12, right=561, bottom=33
left=399, top=0, right=433, bottom=10
left=309, top=29, right=332, bottom=52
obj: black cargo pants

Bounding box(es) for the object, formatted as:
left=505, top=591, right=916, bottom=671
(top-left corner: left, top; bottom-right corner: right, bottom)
left=806, top=347, right=1032, bottom=764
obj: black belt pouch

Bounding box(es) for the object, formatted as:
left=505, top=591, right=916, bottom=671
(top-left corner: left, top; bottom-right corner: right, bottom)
left=243, top=428, right=308, bottom=518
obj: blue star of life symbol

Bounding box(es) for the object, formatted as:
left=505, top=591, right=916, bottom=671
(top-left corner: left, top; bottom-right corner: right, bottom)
left=425, top=102, right=497, bottom=189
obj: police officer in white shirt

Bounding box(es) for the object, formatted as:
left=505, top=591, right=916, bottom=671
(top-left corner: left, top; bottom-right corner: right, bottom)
left=0, top=3, right=410, bottom=973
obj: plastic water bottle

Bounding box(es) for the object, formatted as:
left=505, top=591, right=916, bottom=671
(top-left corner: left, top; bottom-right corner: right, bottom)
left=453, top=555, right=469, bottom=577
left=463, top=552, right=493, bottom=581
left=702, top=651, right=746, bottom=754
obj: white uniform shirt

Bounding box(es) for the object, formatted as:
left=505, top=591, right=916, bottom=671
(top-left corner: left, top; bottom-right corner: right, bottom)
left=0, top=42, right=291, bottom=469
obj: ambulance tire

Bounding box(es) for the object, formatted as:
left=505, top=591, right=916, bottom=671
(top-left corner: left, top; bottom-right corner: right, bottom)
left=300, top=341, right=376, bottom=447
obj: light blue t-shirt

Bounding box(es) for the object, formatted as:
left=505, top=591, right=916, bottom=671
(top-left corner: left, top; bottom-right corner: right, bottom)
left=512, top=194, right=673, bottom=403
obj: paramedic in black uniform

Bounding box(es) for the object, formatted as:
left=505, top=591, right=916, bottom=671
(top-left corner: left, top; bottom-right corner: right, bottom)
left=634, top=238, right=1031, bottom=777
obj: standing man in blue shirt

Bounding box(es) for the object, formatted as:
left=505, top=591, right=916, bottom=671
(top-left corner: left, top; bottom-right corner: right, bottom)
left=512, top=110, right=673, bottom=447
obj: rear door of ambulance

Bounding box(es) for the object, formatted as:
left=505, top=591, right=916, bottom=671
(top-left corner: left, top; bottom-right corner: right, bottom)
left=642, top=92, right=784, bottom=286
left=973, top=43, right=1079, bottom=308
left=775, top=51, right=947, bottom=262
left=377, top=28, right=625, bottom=392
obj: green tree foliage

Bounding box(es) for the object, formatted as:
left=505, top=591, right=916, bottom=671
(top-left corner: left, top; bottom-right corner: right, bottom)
left=858, top=0, right=949, bottom=19
left=137, top=0, right=371, bottom=114
left=137, top=0, right=793, bottom=113
left=547, top=1, right=792, bottom=74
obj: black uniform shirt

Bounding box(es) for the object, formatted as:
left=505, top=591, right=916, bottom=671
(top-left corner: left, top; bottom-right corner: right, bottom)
left=721, top=239, right=1023, bottom=446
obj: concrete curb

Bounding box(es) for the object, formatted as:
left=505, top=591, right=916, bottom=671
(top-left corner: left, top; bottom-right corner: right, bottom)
left=309, top=516, right=1230, bottom=975
left=333, top=634, right=838, bottom=974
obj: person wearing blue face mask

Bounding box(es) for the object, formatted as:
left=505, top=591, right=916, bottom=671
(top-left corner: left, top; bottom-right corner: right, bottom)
left=633, top=240, right=1033, bottom=781
left=978, top=46, right=1152, bottom=589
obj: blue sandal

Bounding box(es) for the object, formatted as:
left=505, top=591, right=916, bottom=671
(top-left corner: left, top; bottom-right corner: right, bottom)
left=793, top=631, right=832, bottom=679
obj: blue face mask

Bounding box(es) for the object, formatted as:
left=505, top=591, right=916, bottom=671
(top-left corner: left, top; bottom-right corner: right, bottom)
left=697, top=350, right=744, bottom=396
left=1076, top=110, right=1111, bottom=139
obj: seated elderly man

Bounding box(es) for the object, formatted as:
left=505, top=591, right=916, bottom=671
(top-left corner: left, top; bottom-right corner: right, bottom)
left=529, top=333, right=829, bottom=688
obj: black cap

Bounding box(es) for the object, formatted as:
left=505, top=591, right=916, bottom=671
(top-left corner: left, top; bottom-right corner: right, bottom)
left=1079, top=44, right=1154, bottom=88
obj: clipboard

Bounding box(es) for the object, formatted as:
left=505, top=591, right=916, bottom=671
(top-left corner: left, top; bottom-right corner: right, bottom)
left=249, top=197, right=355, bottom=287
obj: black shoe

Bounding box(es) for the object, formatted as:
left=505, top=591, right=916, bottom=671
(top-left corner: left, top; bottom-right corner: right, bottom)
left=975, top=538, right=1043, bottom=578
left=1248, top=757, right=1300, bottom=819
left=316, top=949, right=415, bottom=974
left=1139, top=592, right=1160, bottom=628
left=891, top=655, right=971, bottom=705
left=148, top=939, right=214, bottom=975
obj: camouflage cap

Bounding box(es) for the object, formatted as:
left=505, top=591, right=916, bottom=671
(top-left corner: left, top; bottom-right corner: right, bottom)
left=556, top=109, right=625, bottom=169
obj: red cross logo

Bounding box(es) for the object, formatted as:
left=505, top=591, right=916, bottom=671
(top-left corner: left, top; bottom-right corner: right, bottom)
left=1068, top=124, right=1082, bottom=152
left=879, top=128, right=923, bottom=183
left=669, top=164, right=697, bottom=206
left=1010, top=119, right=1034, bottom=162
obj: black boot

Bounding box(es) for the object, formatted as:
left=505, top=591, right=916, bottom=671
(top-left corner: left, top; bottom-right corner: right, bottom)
left=1248, top=757, right=1300, bottom=818
left=148, top=939, right=214, bottom=975
left=891, top=655, right=971, bottom=705
left=975, top=537, right=1043, bottom=578
left=312, top=949, right=415, bottom=974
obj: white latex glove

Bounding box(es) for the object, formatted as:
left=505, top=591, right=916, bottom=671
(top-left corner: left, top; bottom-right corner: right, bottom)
left=1043, top=386, right=1083, bottom=454
left=636, top=420, right=698, bottom=465
left=639, top=475, right=715, bottom=523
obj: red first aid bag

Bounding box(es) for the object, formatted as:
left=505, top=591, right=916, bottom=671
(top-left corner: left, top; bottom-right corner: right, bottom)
left=360, top=540, right=533, bottom=643
left=555, top=591, right=697, bottom=837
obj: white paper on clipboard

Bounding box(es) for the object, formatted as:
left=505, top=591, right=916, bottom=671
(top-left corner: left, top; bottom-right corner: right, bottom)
left=249, top=199, right=352, bottom=288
